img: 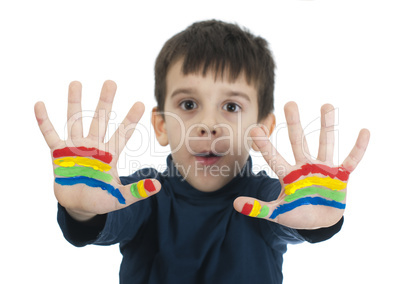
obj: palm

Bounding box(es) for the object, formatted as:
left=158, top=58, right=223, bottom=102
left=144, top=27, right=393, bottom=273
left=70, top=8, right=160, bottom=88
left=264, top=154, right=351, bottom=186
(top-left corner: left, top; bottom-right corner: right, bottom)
left=271, top=161, right=349, bottom=229
left=235, top=102, right=370, bottom=229
left=50, top=139, right=122, bottom=215
left=35, top=81, right=161, bottom=219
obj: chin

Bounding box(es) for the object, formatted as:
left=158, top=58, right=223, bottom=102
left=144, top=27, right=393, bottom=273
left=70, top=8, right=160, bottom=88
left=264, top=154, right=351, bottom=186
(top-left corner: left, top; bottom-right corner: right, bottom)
left=188, top=174, right=231, bottom=192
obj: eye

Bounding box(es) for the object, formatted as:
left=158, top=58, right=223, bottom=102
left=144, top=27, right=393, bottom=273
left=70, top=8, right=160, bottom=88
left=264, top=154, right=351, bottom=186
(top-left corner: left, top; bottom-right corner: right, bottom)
left=223, top=102, right=241, bottom=113
left=179, top=100, right=197, bottom=111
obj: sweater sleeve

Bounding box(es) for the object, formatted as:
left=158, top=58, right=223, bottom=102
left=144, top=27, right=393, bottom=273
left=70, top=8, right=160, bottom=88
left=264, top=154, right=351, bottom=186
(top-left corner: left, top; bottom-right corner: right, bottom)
left=297, top=216, right=344, bottom=243
left=57, top=203, right=106, bottom=247
left=57, top=168, right=158, bottom=247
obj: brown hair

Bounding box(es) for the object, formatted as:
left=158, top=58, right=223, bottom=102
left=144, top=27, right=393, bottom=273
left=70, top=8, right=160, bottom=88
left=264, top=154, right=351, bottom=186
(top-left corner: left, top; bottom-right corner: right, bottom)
left=154, top=19, right=276, bottom=121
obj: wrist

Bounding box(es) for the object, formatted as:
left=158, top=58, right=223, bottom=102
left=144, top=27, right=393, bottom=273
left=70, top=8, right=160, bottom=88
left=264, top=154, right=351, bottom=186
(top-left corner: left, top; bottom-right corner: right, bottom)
left=66, top=208, right=97, bottom=222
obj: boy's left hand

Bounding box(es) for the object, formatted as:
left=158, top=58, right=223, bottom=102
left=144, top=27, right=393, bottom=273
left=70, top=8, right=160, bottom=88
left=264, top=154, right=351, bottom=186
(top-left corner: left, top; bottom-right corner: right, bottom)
left=233, top=102, right=370, bottom=230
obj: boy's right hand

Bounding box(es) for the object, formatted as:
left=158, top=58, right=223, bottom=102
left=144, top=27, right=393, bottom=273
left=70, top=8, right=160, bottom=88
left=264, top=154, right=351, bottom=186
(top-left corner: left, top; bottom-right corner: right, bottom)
left=34, top=80, right=161, bottom=222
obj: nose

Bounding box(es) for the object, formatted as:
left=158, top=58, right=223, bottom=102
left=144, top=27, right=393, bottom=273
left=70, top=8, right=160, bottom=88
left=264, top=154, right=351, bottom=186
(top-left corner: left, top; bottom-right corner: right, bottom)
left=195, top=117, right=223, bottom=138
left=197, top=125, right=219, bottom=136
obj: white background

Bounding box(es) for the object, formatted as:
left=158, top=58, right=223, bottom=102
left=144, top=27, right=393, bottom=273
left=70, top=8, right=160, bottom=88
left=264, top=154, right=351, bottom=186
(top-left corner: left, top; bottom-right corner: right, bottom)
left=1, top=0, right=401, bottom=283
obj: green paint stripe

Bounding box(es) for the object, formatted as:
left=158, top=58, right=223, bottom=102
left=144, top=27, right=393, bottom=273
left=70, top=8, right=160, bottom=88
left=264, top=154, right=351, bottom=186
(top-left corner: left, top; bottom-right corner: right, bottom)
left=54, top=166, right=113, bottom=182
left=257, top=205, right=269, bottom=218
left=284, top=186, right=346, bottom=203
left=130, top=183, right=141, bottom=199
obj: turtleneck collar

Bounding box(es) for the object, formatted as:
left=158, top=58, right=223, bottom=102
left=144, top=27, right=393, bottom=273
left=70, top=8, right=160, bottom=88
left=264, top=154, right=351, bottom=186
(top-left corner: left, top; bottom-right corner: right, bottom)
left=161, top=154, right=254, bottom=199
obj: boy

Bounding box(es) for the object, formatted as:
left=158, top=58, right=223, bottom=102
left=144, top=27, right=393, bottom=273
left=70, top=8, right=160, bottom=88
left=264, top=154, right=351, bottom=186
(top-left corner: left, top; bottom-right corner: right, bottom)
left=34, top=20, right=369, bottom=283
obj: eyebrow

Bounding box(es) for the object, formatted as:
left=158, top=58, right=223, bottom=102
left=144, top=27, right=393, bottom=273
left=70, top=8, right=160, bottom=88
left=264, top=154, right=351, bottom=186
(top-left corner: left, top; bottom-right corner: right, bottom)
left=225, top=91, right=251, bottom=102
left=170, top=88, right=196, bottom=98
left=170, top=88, right=251, bottom=102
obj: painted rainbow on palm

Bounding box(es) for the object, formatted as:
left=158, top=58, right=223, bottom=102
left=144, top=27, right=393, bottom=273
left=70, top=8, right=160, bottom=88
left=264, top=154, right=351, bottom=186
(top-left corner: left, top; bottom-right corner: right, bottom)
left=240, top=164, right=350, bottom=219
left=53, top=147, right=126, bottom=204
left=270, top=164, right=350, bottom=219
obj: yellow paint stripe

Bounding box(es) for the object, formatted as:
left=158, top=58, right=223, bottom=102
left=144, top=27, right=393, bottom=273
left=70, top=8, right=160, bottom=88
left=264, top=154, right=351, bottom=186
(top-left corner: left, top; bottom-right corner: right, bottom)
left=137, top=180, right=148, bottom=198
left=54, top=157, right=111, bottom=172
left=284, top=176, right=347, bottom=195
left=249, top=200, right=262, bottom=217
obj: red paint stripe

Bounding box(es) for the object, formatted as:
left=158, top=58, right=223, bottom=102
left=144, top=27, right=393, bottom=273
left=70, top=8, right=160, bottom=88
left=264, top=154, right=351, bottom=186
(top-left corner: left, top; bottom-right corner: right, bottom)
left=283, top=164, right=350, bottom=184
left=52, top=147, right=113, bottom=164
left=144, top=179, right=156, bottom=192
left=241, top=203, right=253, bottom=215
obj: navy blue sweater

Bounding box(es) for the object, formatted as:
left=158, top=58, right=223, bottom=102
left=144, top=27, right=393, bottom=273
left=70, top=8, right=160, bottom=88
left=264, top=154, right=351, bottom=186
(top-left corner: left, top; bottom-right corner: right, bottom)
left=58, top=155, right=343, bottom=283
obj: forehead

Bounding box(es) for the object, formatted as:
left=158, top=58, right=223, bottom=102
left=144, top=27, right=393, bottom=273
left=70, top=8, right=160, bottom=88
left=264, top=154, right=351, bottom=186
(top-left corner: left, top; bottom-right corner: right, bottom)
left=165, top=58, right=258, bottom=100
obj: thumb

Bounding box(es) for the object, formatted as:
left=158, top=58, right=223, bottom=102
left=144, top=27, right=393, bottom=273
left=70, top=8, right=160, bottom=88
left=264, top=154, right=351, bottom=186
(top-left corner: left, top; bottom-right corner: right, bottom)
left=233, top=196, right=277, bottom=221
left=119, top=178, right=162, bottom=205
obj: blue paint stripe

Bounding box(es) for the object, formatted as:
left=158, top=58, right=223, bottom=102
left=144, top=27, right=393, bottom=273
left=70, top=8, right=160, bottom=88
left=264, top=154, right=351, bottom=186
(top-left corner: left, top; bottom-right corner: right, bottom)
left=270, top=196, right=345, bottom=219
left=55, top=176, right=126, bottom=204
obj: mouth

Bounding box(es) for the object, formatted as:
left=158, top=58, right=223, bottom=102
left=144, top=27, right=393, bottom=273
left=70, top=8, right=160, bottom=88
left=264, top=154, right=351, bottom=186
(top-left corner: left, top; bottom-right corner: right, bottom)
left=194, top=152, right=223, bottom=166
left=194, top=151, right=224, bottom=157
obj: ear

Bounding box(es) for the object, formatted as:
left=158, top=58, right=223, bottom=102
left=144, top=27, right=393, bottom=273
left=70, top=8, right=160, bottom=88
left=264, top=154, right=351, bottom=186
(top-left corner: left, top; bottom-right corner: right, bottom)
left=151, top=107, right=169, bottom=146
left=251, top=113, right=276, bottom=151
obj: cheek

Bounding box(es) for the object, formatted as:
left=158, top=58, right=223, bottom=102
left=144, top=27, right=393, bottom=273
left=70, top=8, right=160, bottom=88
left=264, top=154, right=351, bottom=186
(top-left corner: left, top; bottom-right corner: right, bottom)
left=216, top=124, right=251, bottom=155
left=239, top=121, right=256, bottom=152
left=238, top=129, right=251, bottom=153
left=165, top=117, right=186, bottom=149
left=221, top=112, right=240, bottom=125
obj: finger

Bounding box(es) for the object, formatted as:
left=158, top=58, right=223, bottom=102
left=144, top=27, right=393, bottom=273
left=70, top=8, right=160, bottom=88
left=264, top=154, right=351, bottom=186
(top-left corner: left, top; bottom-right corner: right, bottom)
left=284, top=102, right=311, bottom=163
left=250, top=126, right=291, bottom=178
left=34, top=101, right=62, bottom=149
left=233, top=196, right=277, bottom=221
left=87, top=80, right=117, bottom=142
left=67, top=81, right=83, bottom=139
left=342, top=128, right=370, bottom=172
left=108, top=101, right=145, bottom=156
left=317, top=104, right=335, bottom=162
left=118, top=178, right=161, bottom=206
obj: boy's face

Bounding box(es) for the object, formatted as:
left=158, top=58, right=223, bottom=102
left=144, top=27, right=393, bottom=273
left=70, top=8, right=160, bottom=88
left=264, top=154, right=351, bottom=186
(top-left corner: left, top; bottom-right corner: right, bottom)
left=153, top=59, right=275, bottom=192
